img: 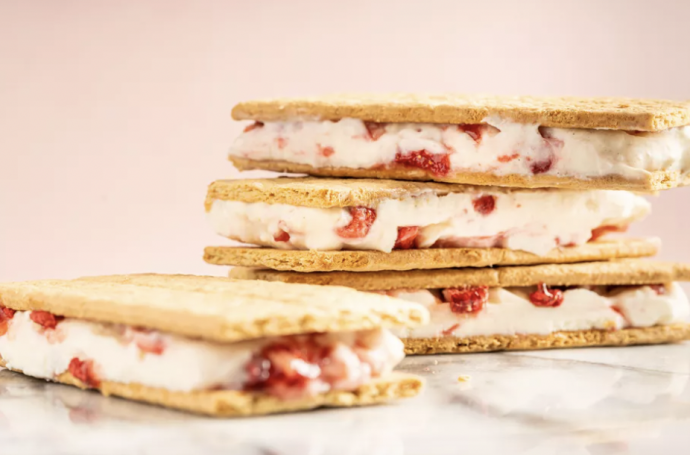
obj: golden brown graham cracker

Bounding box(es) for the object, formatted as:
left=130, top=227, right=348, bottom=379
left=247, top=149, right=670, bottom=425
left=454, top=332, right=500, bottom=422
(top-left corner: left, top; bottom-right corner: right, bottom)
left=229, top=259, right=690, bottom=291
left=0, top=274, right=428, bottom=343
left=403, top=324, right=690, bottom=355
left=232, top=94, right=690, bottom=131
left=229, top=157, right=681, bottom=192
left=0, top=358, right=422, bottom=417
left=207, top=239, right=659, bottom=273
left=205, top=177, right=482, bottom=209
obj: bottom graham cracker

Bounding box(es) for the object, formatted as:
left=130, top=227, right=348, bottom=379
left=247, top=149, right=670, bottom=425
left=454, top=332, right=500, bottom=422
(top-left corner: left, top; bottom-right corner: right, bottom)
left=403, top=324, right=690, bottom=355
left=0, top=358, right=422, bottom=417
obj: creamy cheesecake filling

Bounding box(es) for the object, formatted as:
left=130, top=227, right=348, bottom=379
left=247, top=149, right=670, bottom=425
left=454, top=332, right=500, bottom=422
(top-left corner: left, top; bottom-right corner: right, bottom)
left=230, top=118, right=690, bottom=181
left=208, top=189, right=649, bottom=255
left=386, top=283, right=689, bottom=339
left=0, top=310, right=403, bottom=400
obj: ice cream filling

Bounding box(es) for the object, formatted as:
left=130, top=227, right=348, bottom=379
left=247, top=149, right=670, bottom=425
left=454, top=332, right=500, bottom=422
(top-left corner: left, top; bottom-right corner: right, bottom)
left=230, top=118, right=690, bottom=181
left=207, top=188, right=650, bottom=255
left=0, top=310, right=404, bottom=400
left=385, top=283, right=689, bottom=339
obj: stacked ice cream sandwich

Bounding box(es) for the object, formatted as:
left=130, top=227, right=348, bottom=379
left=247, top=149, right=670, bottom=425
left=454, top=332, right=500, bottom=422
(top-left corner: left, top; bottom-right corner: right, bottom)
left=206, top=93, right=690, bottom=354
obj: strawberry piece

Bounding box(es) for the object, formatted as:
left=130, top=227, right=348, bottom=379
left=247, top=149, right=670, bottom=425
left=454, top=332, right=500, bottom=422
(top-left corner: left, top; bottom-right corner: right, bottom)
left=30, top=311, right=63, bottom=329
left=531, top=128, right=564, bottom=174
left=529, top=283, right=564, bottom=307
left=244, top=337, right=330, bottom=399
left=394, top=150, right=451, bottom=176
left=317, top=144, right=335, bottom=157
left=364, top=122, right=386, bottom=140
left=243, top=121, right=264, bottom=133
left=68, top=358, right=100, bottom=388
left=441, top=323, right=460, bottom=336
left=530, top=157, right=553, bottom=174
left=457, top=124, right=484, bottom=143
left=335, top=207, right=377, bottom=239
left=274, top=229, right=290, bottom=242
left=275, top=137, right=287, bottom=149
left=394, top=226, right=419, bottom=249
left=649, top=284, right=666, bottom=295
left=498, top=153, right=519, bottom=163
left=0, top=307, right=14, bottom=337
left=472, top=195, right=496, bottom=216
left=442, top=286, right=489, bottom=314
left=131, top=329, right=166, bottom=355
left=555, top=237, right=576, bottom=248
left=590, top=224, right=628, bottom=241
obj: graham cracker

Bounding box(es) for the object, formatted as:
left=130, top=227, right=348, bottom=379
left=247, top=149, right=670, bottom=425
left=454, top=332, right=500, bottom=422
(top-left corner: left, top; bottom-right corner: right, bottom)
left=0, top=274, right=428, bottom=343
left=206, top=177, right=479, bottom=209
left=232, top=94, right=690, bottom=131
left=0, top=358, right=421, bottom=417
left=403, top=324, right=690, bottom=354
left=228, top=259, right=690, bottom=291
left=229, top=157, right=681, bottom=192
left=207, top=239, right=659, bottom=273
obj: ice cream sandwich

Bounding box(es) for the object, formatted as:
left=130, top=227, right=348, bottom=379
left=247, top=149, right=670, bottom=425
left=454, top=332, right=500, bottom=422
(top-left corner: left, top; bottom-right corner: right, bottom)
left=229, top=94, right=690, bottom=191
left=205, top=177, right=656, bottom=271
left=230, top=260, right=690, bottom=354
left=0, top=274, right=428, bottom=416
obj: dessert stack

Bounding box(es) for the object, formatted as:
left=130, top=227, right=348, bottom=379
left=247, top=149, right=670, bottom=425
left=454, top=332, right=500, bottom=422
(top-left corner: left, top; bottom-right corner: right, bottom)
left=205, top=94, right=690, bottom=354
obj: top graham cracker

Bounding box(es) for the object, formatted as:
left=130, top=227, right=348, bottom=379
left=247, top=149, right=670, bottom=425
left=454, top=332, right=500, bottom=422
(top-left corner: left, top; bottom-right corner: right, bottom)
left=0, top=274, right=428, bottom=343
left=231, top=94, right=690, bottom=132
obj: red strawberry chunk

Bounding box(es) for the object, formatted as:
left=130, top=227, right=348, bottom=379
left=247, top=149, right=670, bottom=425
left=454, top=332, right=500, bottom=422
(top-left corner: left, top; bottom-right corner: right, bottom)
left=472, top=195, right=496, bottom=216
left=317, top=144, right=335, bottom=157
left=441, top=323, right=460, bottom=336
left=531, top=127, right=564, bottom=174
left=394, top=149, right=451, bottom=176
left=442, top=286, right=489, bottom=314
left=457, top=124, right=484, bottom=143
left=0, top=307, right=14, bottom=337
left=649, top=284, right=666, bottom=295
left=244, top=337, right=330, bottom=400
left=529, top=283, right=564, bottom=307
left=364, top=122, right=386, bottom=141
left=243, top=121, right=264, bottom=133
left=498, top=153, right=519, bottom=163
left=30, top=311, right=63, bottom=329
left=274, top=229, right=290, bottom=242
left=589, top=224, right=628, bottom=241
left=335, top=207, right=377, bottom=239
left=131, top=329, right=166, bottom=355
left=68, top=358, right=101, bottom=388
left=394, top=226, right=419, bottom=249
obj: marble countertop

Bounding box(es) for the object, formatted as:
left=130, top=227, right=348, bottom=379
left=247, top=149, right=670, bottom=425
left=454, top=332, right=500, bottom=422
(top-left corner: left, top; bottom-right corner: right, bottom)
left=2, top=343, right=690, bottom=454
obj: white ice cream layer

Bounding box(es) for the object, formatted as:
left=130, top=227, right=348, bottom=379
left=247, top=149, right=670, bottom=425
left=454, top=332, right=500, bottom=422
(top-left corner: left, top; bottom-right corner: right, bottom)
left=0, top=314, right=403, bottom=393
left=229, top=118, right=690, bottom=180
left=208, top=188, right=650, bottom=255
left=390, top=283, right=690, bottom=339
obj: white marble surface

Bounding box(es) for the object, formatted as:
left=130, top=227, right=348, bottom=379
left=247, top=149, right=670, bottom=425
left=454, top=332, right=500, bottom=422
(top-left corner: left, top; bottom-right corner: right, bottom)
left=2, top=343, right=690, bottom=454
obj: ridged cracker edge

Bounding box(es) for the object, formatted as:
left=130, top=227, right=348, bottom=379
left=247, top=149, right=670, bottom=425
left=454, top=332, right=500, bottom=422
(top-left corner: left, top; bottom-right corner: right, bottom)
left=227, top=259, right=690, bottom=291
left=206, top=177, right=500, bottom=209
left=208, top=239, right=659, bottom=273
left=231, top=94, right=690, bottom=131
left=403, top=324, right=690, bottom=354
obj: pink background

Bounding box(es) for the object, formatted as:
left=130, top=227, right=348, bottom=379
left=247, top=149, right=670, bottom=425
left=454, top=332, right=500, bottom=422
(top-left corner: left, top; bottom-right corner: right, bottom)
left=1, top=0, right=689, bottom=281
